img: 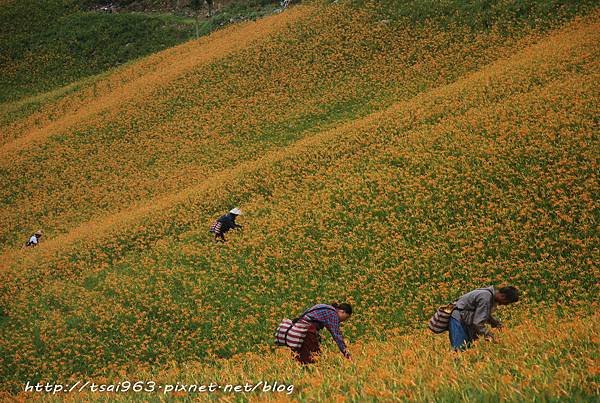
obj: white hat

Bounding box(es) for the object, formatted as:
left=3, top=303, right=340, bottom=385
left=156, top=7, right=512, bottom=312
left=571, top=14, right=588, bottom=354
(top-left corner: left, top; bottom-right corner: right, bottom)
left=229, top=207, right=242, bottom=215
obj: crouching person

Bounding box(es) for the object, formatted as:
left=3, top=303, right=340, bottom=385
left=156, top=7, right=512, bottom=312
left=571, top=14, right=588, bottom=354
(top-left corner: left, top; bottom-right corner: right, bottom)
left=24, top=230, right=43, bottom=248
left=450, top=285, right=519, bottom=351
left=276, top=303, right=352, bottom=364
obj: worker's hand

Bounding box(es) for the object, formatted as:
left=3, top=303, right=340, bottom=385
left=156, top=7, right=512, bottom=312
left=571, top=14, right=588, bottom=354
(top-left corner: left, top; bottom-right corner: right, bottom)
left=343, top=351, right=352, bottom=360
left=491, top=321, right=503, bottom=329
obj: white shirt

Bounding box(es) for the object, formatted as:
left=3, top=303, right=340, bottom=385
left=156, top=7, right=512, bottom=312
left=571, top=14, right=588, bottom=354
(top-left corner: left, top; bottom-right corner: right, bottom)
left=29, top=235, right=38, bottom=245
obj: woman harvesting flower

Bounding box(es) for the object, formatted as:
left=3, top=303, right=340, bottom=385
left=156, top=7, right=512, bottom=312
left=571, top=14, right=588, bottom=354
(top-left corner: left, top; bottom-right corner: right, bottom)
left=210, top=208, right=243, bottom=243
left=277, top=302, right=352, bottom=364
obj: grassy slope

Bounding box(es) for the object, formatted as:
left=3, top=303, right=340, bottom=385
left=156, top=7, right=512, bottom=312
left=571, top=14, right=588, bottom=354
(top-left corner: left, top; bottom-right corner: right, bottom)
left=0, top=0, right=598, bottom=398
left=0, top=0, right=280, bottom=104
left=0, top=0, right=197, bottom=103
left=0, top=3, right=555, bottom=250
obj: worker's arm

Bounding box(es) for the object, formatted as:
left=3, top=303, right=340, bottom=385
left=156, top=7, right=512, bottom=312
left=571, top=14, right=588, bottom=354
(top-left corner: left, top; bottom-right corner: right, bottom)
left=322, top=312, right=350, bottom=357
left=472, top=295, right=492, bottom=337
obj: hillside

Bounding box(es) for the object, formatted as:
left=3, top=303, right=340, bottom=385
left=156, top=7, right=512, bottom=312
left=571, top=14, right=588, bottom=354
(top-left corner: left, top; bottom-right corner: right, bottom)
left=0, top=0, right=279, bottom=103
left=0, top=0, right=598, bottom=399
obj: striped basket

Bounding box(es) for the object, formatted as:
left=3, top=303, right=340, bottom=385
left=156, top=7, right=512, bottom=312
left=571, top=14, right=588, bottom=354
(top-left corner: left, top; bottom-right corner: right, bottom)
left=428, top=304, right=455, bottom=334
left=275, top=318, right=312, bottom=348
left=209, top=220, right=222, bottom=234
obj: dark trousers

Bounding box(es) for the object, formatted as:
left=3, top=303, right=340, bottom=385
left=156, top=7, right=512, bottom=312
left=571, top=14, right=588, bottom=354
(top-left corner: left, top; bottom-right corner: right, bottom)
left=293, top=325, right=320, bottom=364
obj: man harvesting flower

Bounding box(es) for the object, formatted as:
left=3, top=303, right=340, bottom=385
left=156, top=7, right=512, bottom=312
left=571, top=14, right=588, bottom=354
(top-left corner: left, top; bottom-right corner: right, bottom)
left=448, top=285, right=519, bottom=351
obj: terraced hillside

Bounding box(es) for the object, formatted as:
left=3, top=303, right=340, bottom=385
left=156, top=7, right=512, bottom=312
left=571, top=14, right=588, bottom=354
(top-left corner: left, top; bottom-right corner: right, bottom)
left=0, top=0, right=598, bottom=399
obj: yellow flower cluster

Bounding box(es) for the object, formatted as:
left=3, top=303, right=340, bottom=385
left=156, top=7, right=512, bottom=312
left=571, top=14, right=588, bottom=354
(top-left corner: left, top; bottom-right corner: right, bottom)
left=14, top=313, right=598, bottom=401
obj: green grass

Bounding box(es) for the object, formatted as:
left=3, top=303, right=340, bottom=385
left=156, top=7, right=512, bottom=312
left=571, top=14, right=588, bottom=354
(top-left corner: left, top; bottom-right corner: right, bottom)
left=0, top=0, right=282, bottom=103
left=0, top=1, right=192, bottom=102
left=357, top=0, right=600, bottom=30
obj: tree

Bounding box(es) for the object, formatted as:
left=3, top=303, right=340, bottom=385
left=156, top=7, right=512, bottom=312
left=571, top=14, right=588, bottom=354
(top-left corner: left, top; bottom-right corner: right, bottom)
left=190, top=0, right=213, bottom=38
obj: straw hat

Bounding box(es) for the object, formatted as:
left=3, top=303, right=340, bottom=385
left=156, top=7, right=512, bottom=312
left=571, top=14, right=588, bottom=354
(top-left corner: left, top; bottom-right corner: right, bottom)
left=34, top=229, right=43, bottom=236
left=229, top=207, right=242, bottom=215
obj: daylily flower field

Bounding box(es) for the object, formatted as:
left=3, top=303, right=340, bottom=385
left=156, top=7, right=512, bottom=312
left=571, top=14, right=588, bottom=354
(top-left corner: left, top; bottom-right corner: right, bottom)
left=0, top=0, right=598, bottom=400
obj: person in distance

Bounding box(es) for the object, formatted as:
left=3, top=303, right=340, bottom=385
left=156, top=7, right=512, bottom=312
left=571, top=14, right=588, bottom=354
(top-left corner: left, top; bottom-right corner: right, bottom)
left=24, top=229, right=43, bottom=248
left=210, top=208, right=243, bottom=243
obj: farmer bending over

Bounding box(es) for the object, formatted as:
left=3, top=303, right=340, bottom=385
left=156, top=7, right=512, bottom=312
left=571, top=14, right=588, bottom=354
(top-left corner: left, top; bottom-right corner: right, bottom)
left=450, top=285, right=519, bottom=351
left=210, top=208, right=242, bottom=242
left=293, top=302, right=352, bottom=364
left=24, top=230, right=43, bottom=248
